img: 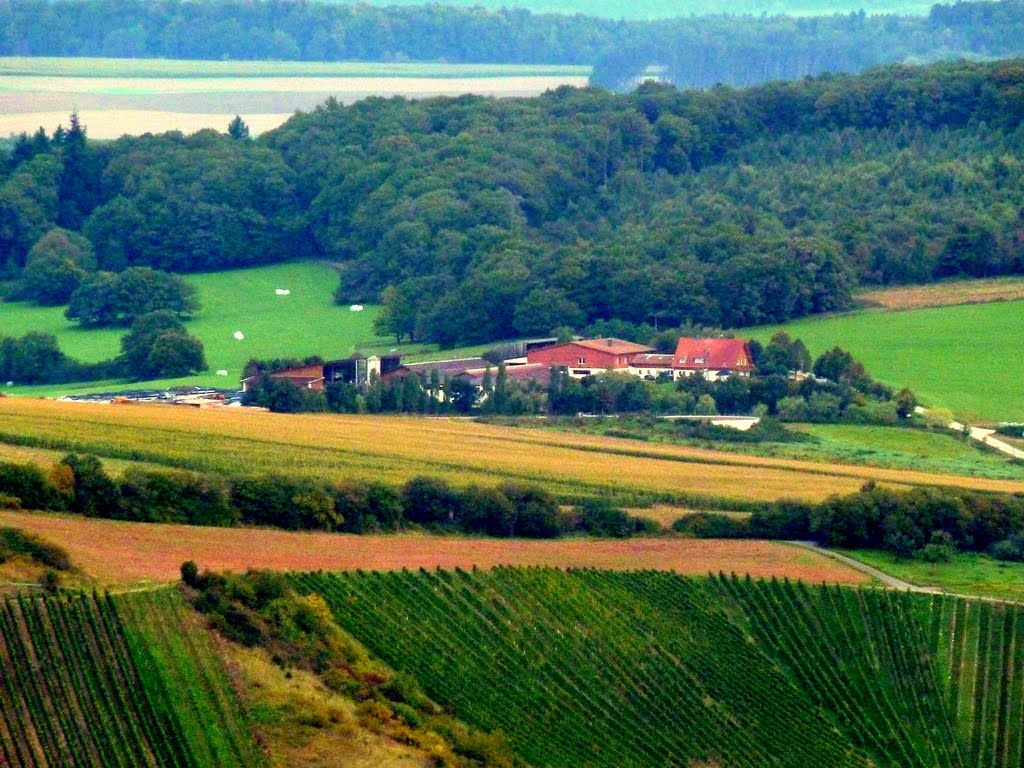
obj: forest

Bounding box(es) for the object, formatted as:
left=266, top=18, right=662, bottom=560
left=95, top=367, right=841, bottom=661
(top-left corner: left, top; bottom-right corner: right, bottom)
left=1, top=58, right=1023, bottom=348
left=1, top=0, right=1024, bottom=88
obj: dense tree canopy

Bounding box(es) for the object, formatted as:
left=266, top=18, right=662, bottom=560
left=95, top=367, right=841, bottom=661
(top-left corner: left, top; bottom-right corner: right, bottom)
left=2, top=58, right=1023, bottom=348
left=3, top=0, right=1024, bottom=90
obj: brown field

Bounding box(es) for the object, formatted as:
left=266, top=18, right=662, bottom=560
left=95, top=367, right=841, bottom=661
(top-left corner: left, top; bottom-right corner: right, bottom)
left=0, top=510, right=870, bottom=588
left=856, top=277, right=1024, bottom=311
left=4, top=399, right=1024, bottom=507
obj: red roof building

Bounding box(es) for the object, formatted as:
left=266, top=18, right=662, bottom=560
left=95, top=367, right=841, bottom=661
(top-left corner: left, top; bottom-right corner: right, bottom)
left=673, top=338, right=754, bottom=380
left=526, top=338, right=654, bottom=378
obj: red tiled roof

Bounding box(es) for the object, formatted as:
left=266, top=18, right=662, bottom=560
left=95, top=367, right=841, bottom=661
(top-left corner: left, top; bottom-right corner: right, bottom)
left=572, top=338, right=655, bottom=355
left=673, top=338, right=754, bottom=371
left=630, top=353, right=675, bottom=367
left=269, top=364, right=324, bottom=379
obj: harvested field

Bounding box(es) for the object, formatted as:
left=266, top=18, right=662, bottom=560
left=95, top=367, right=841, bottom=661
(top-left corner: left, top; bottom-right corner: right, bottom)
left=4, top=399, right=1024, bottom=508
left=856, top=277, right=1024, bottom=311
left=0, top=58, right=589, bottom=139
left=0, top=510, right=870, bottom=588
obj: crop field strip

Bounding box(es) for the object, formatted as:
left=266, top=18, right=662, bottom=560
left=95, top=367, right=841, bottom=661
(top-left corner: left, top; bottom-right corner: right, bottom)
left=0, top=56, right=590, bottom=79
left=5, top=401, right=1024, bottom=507
left=0, top=590, right=261, bottom=768
left=298, top=568, right=1024, bottom=768
left=0, top=509, right=870, bottom=587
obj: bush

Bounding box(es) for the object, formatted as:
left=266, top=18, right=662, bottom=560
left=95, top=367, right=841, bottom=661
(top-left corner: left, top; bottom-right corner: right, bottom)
left=749, top=500, right=813, bottom=539
left=401, top=476, right=462, bottom=528
left=0, top=461, right=62, bottom=511
left=916, top=530, right=957, bottom=563
left=120, top=468, right=235, bottom=526
left=0, top=527, right=72, bottom=570
left=40, top=569, right=61, bottom=593
left=574, top=497, right=637, bottom=538
left=990, top=534, right=1024, bottom=562
left=181, top=560, right=200, bottom=587
left=457, top=486, right=516, bottom=537
left=499, top=482, right=571, bottom=538
left=61, top=453, right=120, bottom=517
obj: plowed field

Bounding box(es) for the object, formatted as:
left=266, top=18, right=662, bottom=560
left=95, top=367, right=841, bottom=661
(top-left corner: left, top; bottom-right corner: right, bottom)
left=0, top=510, right=868, bottom=588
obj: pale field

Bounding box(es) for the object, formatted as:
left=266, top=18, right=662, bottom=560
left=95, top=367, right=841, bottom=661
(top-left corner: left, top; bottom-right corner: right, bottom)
left=0, top=57, right=589, bottom=78
left=0, top=59, right=589, bottom=139
left=4, top=399, right=1024, bottom=507
left=0, top=510, right=870, bottom=588
left=856, top=277, right=1024, bottom=311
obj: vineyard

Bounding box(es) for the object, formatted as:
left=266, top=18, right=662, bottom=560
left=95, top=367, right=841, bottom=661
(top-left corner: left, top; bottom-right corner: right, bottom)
left=296, top=568, right=1024, bottom=768
left=0, top=589, right=261, bottom=767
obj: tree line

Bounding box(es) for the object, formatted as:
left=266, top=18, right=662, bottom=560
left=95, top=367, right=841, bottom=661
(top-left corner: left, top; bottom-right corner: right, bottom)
left=4, top=0, right=1024, bottom=90
left=0, top=454, right=656, bottom=539
left=2, top=59, right=1023, bottom=349
left=677, top=481, right=1024, bottom=563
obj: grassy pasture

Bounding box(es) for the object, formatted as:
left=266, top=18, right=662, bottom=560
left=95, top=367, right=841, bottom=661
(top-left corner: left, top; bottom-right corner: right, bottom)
left=2, top=261, right=388, bottom=393
left=839, top=549, right=1024, bottom=603
left=778, top=424, right=1024, bottom=481
left=749, top=299, right=1024, bottom=422
left=4, top=399, right=1024, bottom=507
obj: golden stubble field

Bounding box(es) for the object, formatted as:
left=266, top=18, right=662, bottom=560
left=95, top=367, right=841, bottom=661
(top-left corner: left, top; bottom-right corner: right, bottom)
left=4, top=399, right=1024, bottom=506
left=0, top=509, right=870, bottom=588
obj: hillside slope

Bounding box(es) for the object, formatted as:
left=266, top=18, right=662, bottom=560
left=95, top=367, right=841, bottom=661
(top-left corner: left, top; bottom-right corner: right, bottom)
left=298, top=568, right=1024, bottom=768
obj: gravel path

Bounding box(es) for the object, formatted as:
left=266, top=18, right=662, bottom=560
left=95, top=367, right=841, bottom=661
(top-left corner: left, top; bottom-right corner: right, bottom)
left=787, top=541, right=939, bottom=593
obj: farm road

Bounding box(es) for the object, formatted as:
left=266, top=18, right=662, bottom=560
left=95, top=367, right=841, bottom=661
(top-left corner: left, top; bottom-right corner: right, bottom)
left=788, top=542, right=936, bottom=592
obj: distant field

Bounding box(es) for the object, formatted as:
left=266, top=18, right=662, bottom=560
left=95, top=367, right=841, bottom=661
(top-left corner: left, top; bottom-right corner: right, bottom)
left=5, top=400, right=1024, bottom=509
left=856, top=277, right=1024, bottom=311
left=750, top=300, right=1024, bottom=422
left=325, top=0, right=934, bottom=18
left=782, top=424, right=1024, bottom=481
left=839, top=549, right=1024, bottom=602
left=0, top=57, right=589, bottom=79
left=0, top=57, right=589, bottom=139
left=0, top=510, right=867, bottom=588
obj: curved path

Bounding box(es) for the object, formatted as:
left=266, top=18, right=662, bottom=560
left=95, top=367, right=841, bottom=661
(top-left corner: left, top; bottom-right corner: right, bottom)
left=788, top=541, right=938, bottom=593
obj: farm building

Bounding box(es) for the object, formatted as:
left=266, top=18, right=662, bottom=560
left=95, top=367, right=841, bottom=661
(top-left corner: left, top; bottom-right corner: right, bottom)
left=628, top=353, right=676, bottom=379
left=241, top=353, right=403, bottom=392
left=673, top=338, right=755, bottom=381
left=526, top=338, right=655, bottom=378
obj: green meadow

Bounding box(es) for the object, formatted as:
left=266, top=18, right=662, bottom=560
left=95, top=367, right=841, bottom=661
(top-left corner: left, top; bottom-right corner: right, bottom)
left=838, top=549, right=1024, bottom=602
left=750, top=301, right=1024, bottom=422
left=1, top=262, right=388, bottom=394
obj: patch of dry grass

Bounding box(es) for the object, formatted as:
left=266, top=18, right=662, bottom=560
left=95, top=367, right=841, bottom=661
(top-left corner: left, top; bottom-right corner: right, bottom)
left=856, top=277, right=1024, bottom=311
left=227, top=646, right=430, bottom=768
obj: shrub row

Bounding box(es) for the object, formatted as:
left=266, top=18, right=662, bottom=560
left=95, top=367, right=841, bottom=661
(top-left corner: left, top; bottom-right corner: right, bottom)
left=0, top=526, right=72, bottom=570
left=0, top=455, right=655, bottom=539
left=674, top=482, right=1024, bottom=561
